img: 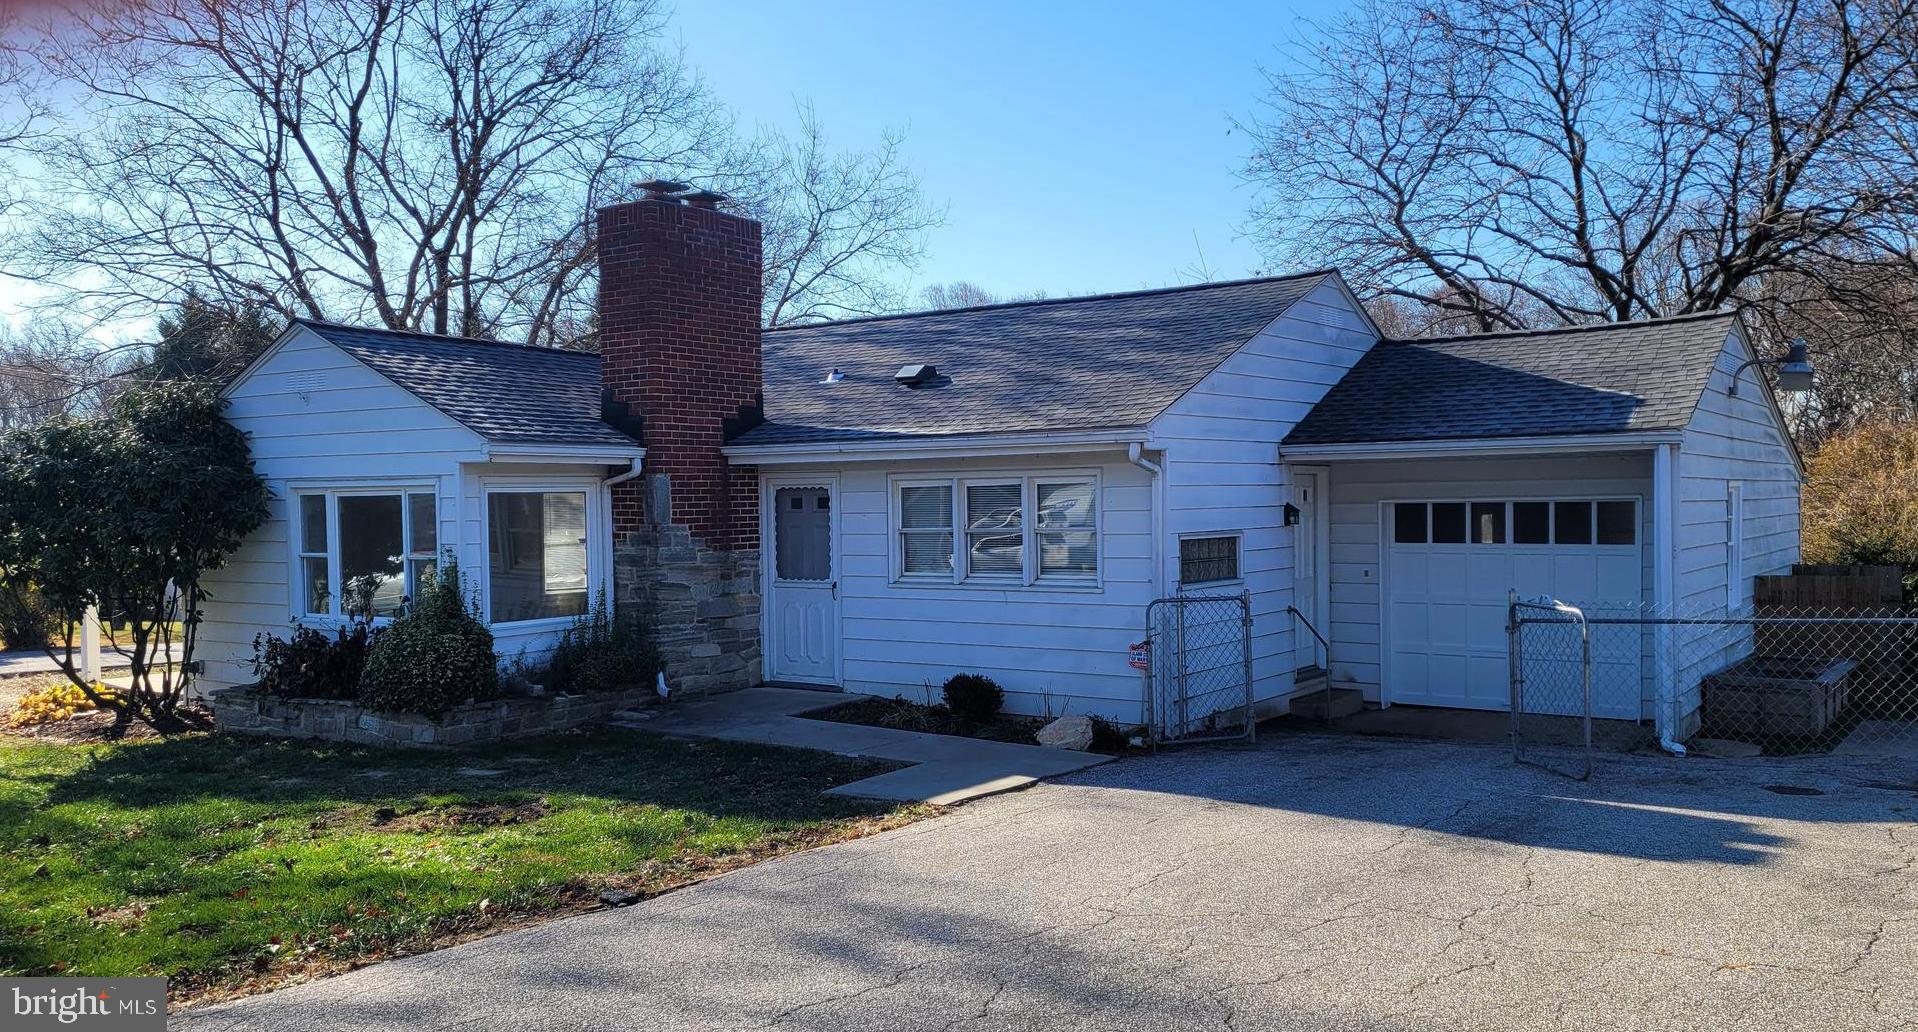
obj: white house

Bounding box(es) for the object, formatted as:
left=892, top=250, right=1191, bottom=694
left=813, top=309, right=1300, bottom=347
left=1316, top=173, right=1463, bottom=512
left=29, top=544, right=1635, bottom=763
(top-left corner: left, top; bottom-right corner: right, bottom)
left=198, top=187, right=1802, bottom=746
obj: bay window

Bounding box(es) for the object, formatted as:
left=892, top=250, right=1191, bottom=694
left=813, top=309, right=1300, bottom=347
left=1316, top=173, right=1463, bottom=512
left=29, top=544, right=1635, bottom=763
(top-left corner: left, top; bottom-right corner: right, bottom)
left=893, top=474, right=1099, bottom=584
left=293, top=488, right=438, bottom=619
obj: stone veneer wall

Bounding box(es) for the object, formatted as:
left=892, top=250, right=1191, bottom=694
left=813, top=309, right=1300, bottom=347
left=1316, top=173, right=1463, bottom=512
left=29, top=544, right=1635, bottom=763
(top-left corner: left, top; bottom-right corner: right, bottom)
left=615, top=517, right=761, bottom=695
left=210, top=686, right=656, bottom=748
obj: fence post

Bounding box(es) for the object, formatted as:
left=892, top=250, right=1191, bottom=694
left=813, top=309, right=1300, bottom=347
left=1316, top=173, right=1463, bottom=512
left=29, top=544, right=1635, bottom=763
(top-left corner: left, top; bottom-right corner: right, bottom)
left=1507, top=589, right=1520, bottom=761
left=79, top=603, right=101, bottom=684
left=1241, top=591, right=1255, bottom=745
left=1174, top=598, right=1188, bottom=737
left=1143, top=602, right=1158, bottom=752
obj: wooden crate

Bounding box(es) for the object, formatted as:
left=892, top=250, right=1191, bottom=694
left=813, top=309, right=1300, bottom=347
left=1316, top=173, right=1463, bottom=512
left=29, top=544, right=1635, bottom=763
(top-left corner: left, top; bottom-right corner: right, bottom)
left=1702, top=656, right=1858, bottom=738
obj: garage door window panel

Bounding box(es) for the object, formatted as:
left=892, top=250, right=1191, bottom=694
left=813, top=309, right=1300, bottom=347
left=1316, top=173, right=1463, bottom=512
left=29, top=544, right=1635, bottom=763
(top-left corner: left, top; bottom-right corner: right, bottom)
left=1513, top=502, right=1551, bottom=544
left=1554, top=501, right=1593, bottom=545
left=1393, top=503, right=1428, bottom=544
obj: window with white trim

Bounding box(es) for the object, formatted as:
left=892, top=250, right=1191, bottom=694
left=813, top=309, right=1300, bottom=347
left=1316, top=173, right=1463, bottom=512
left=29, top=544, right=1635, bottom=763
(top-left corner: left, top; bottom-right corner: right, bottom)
left=487, top=490, right=590, bottom=623
left=892, top=474, right=1099, bottom=584
left=293, top=488, right=438, bottom=618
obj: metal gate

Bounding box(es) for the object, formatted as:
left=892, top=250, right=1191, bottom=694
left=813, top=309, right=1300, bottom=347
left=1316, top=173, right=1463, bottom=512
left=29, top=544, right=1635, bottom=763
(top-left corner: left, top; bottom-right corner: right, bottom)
left=1508, top=595, right=1594, bottom=780
left=1143, top=592, right=1254, bottom=746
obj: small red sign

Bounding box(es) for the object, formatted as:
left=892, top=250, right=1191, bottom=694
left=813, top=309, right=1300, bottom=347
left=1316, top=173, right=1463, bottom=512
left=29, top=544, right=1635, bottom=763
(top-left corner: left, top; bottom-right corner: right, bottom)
left=1127, top=640, right=1150, bottom=671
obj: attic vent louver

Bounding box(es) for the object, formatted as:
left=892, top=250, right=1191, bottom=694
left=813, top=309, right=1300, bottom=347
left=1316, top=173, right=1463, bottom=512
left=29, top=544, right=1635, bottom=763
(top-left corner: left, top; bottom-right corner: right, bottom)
left=894, top=364, right=937, bottom=388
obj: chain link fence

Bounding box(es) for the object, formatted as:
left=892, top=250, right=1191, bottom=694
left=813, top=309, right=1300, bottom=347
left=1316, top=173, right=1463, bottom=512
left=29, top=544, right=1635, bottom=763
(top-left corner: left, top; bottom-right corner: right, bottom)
left=1512, top=595, right=1918, bottom=764
left=1143, top=592, right=1253, bottom=746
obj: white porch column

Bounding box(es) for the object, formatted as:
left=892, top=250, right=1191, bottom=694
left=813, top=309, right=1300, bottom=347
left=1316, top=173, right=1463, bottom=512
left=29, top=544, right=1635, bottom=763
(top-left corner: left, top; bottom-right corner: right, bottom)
left=1651, top=443, right=1682, bottom=749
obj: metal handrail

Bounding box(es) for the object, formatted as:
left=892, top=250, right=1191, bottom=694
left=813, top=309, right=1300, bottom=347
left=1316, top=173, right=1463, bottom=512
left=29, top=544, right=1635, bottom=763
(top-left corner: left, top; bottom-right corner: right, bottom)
left=1287, top=604, right=1335, bottom=727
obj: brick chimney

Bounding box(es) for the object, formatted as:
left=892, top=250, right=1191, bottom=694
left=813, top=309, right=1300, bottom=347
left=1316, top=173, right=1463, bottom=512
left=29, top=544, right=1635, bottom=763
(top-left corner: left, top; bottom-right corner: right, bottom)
left=598, top=183, right=764, bottom=694
left=597, top=185, right=763, bottom=550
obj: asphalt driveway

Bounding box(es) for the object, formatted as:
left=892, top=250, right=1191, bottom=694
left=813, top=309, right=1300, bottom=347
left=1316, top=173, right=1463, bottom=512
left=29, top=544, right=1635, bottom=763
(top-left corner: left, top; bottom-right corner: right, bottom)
left=175, top=733, right=1918, bottom=1031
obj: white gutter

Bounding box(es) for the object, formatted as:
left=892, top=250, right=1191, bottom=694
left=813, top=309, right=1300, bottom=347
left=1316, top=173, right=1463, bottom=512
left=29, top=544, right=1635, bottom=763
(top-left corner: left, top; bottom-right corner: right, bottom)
left=481, top=442, right=647, bottom=464
left=724, top=427, right=1148, bottom=466
left=603, top=455, right=644, bottom=489
left=1281, top=431, right=1682, bottom=463
left=1651, top=442, right=1687, bottom=757
left=1127, top=442, right=1166, bottom=598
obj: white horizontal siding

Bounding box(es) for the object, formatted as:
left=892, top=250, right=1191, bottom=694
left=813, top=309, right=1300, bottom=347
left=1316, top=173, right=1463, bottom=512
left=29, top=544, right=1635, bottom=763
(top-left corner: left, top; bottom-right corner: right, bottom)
left=197, top=328, right=485, bottom=691
left=1151, top=278, right=1379, bottom=707
left=791, top=453, right=1157, bottom=722
left=1669, top=328, right=1804, bottom=726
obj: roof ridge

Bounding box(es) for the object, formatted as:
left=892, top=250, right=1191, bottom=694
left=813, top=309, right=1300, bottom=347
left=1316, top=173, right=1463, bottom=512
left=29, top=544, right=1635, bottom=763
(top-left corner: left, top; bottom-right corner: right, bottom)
left=1385, top=309, right=1738, bottom=347
left=766, top=270, right=1338, bottom=333
left=295, top=317, right=599, bottom=359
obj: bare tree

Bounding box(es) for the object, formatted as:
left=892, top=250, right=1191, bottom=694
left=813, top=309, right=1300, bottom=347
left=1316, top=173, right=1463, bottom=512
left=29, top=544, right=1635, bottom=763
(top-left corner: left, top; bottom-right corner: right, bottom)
left=1243, top=0, right=1918, bottom=345
left=732, top=108, right=942, bottom=327
left=916, top=281, right=1048, bottom=312
left=0, top=320, right=131, bottom=430
left=918, top=281, right=999, bottom=310
left=8, top=0, right=933, bottom=342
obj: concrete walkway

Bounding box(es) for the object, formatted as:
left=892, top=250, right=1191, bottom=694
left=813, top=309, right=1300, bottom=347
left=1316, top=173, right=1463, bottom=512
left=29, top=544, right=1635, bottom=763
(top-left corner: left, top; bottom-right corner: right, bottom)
left=0, top=644, right=181, bottom=680
left=616, top=686, right=1113, bottom=805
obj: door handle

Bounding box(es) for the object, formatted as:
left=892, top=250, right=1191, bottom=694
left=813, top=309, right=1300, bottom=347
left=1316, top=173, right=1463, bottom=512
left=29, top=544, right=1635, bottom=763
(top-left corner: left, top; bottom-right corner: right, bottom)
left=831, top=580, right=838, bottom=600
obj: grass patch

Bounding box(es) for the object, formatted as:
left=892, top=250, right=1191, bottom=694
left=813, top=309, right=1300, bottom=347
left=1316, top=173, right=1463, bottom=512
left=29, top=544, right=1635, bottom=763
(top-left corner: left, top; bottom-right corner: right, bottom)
left=0, top=728, right=920, bottom=1003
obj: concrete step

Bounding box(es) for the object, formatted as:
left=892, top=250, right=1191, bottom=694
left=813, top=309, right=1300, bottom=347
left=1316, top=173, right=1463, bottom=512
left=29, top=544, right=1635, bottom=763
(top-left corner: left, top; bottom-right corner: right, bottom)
left=1289, top=686, right=1365, bottom=721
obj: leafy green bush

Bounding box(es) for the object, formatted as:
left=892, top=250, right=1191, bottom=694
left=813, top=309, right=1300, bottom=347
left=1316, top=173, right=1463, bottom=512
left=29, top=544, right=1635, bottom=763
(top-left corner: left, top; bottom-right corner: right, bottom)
left=544, top=591, right=659, bottom=694
left=942, top=673, right=1005, bottom=723
left=356, top=560, right=499, bottom=715
left=0, top=379, right=269, bottom=727
left=0, top=579, right=54, bottom=652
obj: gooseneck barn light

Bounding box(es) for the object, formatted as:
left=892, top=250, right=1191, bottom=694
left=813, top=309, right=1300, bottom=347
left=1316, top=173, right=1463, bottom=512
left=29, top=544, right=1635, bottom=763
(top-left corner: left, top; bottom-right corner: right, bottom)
left=1728, top=337, right=1814, bottom=396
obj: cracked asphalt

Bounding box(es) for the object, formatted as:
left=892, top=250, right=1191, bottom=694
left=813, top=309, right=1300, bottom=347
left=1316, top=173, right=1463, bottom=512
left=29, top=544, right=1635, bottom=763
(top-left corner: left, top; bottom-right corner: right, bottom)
left=173, top=732, right=1918, bottom=1031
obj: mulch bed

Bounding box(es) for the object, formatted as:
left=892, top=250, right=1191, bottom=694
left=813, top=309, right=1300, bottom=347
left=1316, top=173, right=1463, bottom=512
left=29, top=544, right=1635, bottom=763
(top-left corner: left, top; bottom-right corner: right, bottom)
left=807, top=695, right=1050, bottom=745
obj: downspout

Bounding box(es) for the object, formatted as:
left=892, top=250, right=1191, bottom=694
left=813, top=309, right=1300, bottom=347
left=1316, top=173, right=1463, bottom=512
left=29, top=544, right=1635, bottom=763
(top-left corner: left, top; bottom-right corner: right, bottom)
left=602, top=456, right=644, bottom=609
left=1129, top=442, right=1166, bottom=734
left=604, top=456, right=644, bottom=491
left=1652, top=442, right=1687, bottom=757
left=1127, top=443, right=1165, bottom=598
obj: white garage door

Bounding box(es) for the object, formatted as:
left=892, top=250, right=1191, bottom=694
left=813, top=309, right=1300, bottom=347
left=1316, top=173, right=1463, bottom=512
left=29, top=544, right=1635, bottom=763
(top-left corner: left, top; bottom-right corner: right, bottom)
left=1386, top=499, right=1643, bottom=718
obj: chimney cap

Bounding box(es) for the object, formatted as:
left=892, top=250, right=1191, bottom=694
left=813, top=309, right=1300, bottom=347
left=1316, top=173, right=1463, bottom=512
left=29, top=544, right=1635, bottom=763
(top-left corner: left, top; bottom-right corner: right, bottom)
left=682, top=189, right=727, bottom=210
left=637, top=179, right=689, bottom=200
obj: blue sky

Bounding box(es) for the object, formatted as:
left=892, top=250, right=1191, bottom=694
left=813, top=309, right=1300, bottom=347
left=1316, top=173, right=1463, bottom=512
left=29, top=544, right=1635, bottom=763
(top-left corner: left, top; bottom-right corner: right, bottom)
left=674, top=0, right=1330, bottom=301
left=0, top=0, right=1336, bottom=334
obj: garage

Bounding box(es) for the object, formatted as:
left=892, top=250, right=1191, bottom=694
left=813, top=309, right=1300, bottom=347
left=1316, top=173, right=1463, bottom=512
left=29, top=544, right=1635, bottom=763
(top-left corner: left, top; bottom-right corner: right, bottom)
left=1384, top=498, right=1644, bottom=717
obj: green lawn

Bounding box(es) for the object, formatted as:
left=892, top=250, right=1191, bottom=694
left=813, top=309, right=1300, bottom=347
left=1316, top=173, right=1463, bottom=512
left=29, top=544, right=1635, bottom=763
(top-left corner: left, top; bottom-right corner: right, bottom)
left=0, top=729, right=917, bottom=1002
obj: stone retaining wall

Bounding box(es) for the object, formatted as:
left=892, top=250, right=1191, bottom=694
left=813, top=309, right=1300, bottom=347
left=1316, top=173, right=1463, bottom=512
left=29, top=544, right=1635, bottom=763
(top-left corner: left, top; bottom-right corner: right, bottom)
left=210, top=685, right=654, bottom=748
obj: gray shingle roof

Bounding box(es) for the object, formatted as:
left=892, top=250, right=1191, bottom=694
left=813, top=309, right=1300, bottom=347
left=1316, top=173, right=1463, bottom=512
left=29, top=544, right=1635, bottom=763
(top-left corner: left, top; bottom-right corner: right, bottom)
left=1282, top=312, right=1739, bottom=446
left=296, top=320, right=639, bottom=450
left=732, top=274, right=1333, bottom=447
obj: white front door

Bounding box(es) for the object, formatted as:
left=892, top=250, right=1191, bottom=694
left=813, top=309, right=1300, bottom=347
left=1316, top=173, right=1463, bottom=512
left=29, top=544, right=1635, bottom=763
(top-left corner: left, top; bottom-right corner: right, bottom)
left=766, top=481, right=839, bottom=685
left=1292, top=468, right=1328, bottom=672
